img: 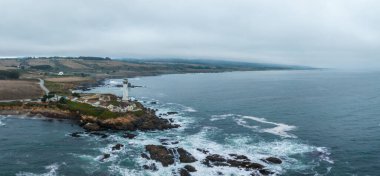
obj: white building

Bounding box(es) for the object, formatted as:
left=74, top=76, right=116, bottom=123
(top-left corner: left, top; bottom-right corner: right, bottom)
left=58, top=71, right=64, bottom=76
left=122, top=79, right=129, bottom=101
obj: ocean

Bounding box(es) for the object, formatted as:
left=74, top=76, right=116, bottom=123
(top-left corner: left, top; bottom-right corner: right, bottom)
left=1, top=70, right=379, bottom=175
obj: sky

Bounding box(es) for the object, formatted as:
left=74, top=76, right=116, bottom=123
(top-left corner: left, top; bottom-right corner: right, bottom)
left=0, top=0, right=379, bottom=68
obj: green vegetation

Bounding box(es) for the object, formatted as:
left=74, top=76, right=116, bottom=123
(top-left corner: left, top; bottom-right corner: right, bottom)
left=0, top=70, right=20, bottom=79
left=132, top=110, right=144, bottom=117
left=44, top=81, right=71, bottom=96
left=57, top=100, right=120, bottom=119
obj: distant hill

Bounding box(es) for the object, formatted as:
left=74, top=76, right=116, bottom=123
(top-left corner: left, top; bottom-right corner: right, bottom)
left=0, top=57, right=313, bottom=79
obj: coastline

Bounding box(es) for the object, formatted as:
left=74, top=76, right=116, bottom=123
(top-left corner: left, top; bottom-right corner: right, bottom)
left=0, top=100, right=178, bottom=132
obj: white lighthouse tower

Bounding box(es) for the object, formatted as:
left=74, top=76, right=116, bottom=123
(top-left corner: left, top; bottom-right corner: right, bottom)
left=122, top=79, right=129, bottom=101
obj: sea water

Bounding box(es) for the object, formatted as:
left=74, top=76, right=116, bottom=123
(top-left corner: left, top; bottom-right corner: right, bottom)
left=1, top=70, right=379, bottom=175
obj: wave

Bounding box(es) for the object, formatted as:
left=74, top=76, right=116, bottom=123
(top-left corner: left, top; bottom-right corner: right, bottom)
left=16, top=163, right=60, bottom=176
left=211, top=114, right=297, bottom=138
left=98, top=125, right=333, bottom=176
left=0, top=116, right=5, bottom=127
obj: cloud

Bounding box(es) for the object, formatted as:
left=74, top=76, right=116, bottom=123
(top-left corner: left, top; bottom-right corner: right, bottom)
left=0, top=0, right=379, bottom=68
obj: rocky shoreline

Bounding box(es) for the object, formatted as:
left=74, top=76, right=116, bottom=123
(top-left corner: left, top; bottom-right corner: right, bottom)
left=0, top=101, right=179, bottom=132
left=140, top=144, right=282, bottom=176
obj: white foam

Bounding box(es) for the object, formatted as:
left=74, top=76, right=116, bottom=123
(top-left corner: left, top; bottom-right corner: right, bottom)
left=0, top=117, right=5, bottom=127
left=242, top=116, right=297, bottom=138
left=210, top=114, right=234, bottom=121
left=17, top=163, right=59, bottom=176
left=211, top=114, right=297, bottom=138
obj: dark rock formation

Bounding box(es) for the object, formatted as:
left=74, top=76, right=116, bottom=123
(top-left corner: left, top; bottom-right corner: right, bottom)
left=206, top=154, right=226, bottom=162
left=123, top=133, right=137, bottom=139
left=167, top=111, right=178, bottom=115
left=196, top=148, right=209, bottom=154
left=145, top=145, right=174, bottom=167
left=141, top=153, right=150, bottom=159
left=262, top=157, right=282, bottom=164
left=90, top=132, right=108, bottom=138
left=111, top=144, right=124, bottom=151
left=179, top=168, right=191, bottom=176
left=202, top=153, right=266, bottom=172
left=177, top=148, right=197, bottom=163
left=143, top=163, right=158, bottom=171
left=184, top=165, right=197, bottom=172
left=229, top=154, right=250, bottom=161
left=145, top=145, right=197, bottom=167
left=259, top=169, right=274, bottom=175
left=227, top=159, right=264, bottom=169
left=70, top=132, right=83, bottom=137
left=100, top=153, right=110, bottom=161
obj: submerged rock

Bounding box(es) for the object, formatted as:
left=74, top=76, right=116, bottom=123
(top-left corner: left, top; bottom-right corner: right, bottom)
left=167, top=111, right=178, bottom=115
left=196, top=148, right=209, bottom=154
left=70, top=132, right=83, bottom=137
left=100, top=153, right=110, bottom=161
left=143, top=163, right=158, bottom=171
left=90, top=132, right=108, bottom=138
left=145, top=145, right=174, bottom=166
left=123, top=133, right=137, bottom=139
left=111, top=144, right=124, bottom=151
left=262, top=157, right=282, bottom=164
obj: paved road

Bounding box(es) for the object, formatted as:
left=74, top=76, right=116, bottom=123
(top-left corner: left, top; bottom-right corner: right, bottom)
left=38, top=78, right=49, bottom=95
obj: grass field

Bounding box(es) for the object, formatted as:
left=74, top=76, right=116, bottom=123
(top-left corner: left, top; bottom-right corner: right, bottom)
left=0, top=80, right=43, bottom=100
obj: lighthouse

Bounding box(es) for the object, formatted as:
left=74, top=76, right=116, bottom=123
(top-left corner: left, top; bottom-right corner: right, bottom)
left=122, top=79, right=129, bottom=101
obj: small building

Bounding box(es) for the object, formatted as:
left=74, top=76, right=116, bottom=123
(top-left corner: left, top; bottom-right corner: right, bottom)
left=58, top=71, right=64, bottom=76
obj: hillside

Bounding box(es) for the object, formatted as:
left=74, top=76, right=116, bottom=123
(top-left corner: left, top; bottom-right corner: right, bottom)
left=0, top=57, right=310, bottom=79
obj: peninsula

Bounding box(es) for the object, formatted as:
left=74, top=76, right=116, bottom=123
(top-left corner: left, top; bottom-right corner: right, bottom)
left=0, top=57, right=300, bottom=175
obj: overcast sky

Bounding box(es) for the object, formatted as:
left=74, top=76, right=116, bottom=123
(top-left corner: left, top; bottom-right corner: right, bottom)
left=0, top=0, right=379, bottom=68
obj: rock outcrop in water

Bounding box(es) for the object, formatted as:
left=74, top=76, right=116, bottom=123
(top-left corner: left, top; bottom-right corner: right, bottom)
left=144, top=145, right=197, bottom=167
left=145, top=145, right=175, bottom=166
left=143, top=145, right=280, bottom=175
left=200, top=152, right=280, bottom=175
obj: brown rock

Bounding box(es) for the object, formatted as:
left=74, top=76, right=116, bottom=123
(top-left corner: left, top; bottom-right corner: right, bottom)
left=177, top=148, right=197, bottom=163
left=206, top=154, right=226, bottom=162
left=83, top=123, right=101, bottom=131
left=145, top=145, right=174, bottom=167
